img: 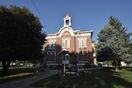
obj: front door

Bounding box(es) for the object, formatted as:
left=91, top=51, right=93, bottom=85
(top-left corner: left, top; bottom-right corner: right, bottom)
left=62, top=54, right=70, bottom=64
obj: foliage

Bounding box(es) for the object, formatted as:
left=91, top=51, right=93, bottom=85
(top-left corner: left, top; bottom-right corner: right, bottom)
left=0, top=5, right=46, bottom=74
left=96, top=16, right=132, bottom=66
left=127, top=33, right=132, bottom=62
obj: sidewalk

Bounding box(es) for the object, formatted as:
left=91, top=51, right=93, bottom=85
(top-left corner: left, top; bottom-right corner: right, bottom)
left=0, top=70, right=57, bottom=88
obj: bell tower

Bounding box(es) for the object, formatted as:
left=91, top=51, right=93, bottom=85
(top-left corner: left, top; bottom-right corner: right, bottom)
left=64, top=14, right=72, bottom=27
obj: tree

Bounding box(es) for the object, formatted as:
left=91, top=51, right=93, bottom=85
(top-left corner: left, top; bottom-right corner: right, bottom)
left=127, top=33, right=132, bottom=63
left=96, top=16, right=132, bottom=70
left=0, top=5, right=46, bottom=74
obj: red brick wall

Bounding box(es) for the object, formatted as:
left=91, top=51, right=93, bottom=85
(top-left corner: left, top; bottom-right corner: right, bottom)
left=44, top=29, right=94, bottom=64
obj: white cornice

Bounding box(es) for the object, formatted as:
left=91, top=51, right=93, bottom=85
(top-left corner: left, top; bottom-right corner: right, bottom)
left=58, top=26, right=75, bottom=37
left=46, top=28, right=93, bottom=39
left=46, top=35, right=57, bottom=39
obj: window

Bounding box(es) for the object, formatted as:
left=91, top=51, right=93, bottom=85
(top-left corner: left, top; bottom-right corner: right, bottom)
left=78, top=37, right=87, bottom=48
left=52, top=43, right=55, bottom=49
left=66, top=20, right=69, bottom=25
left=49, top=43, right=52, bottom=49
left=49, top=43, right=55, bottom=49
left=48, top=39, right=56, bottom=49
left=67, top=40, right=70, bottom=48
left=62, top=38, right=70, bottom=48
left=62, top=40, right=66, bottom=48
left=83, top=38, right=87, bottom=48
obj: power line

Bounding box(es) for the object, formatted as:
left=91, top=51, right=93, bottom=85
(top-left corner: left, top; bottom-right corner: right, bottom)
left=31, top=0, right=45, bottom=28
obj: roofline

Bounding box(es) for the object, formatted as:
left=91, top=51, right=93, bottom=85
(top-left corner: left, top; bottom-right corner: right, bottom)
left=47, top=29, right=93, bottom=37
left=74, top=30, right=93, bottom=33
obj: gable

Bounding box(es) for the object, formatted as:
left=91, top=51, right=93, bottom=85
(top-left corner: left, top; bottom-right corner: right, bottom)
left=58, top=27, right=75, bottom=37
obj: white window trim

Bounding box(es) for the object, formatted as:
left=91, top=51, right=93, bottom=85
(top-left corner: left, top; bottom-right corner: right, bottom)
left=78, top=37, right=87, bottom=48
left=62, top=37, right=71, bottom=48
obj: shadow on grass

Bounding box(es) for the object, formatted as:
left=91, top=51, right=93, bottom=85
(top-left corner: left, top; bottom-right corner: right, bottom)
left=0, top=67, right=37, bottom=84
left=0, top=74, right=34, bottom=84
left=126, top=68, right=132, bottom=71
left=31, top=69, right=132, bottom=88
left=0, top=67, right=37, bottom=76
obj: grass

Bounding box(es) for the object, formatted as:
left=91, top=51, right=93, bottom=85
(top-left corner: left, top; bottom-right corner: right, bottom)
left=31, top=69, right=132, bottom=88
left=0, top=73, right=35, bottom=84
left=0, top=67, right=37, bottom=76
left=0, top=67, right=37, bottom=83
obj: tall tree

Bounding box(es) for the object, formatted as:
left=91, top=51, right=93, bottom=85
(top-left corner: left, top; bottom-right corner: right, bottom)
left=127, top=33, right=132, bottom=63
left=0, top=5, right=46, bottom=74
left=96, top=16, right=131, bottom=70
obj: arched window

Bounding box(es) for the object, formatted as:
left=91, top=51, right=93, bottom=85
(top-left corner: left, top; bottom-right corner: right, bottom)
left=62, top=37, right=70, bottom=48
left=66, top=20, right=69, bottom=25
left=48, top=39, right=56, bottom=49
left=78, top=37, right=87, bottom=48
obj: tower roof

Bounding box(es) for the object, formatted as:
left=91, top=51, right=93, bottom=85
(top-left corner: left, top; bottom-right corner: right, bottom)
left=65, top=13, right=71, bottom=17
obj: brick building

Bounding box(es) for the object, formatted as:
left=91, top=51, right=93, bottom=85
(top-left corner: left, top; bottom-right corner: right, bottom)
left=44, top=15, right=96, bottom=68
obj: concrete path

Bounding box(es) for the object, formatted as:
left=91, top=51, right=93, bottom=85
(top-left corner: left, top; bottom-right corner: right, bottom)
left=0, top=70, right=57, bottom=88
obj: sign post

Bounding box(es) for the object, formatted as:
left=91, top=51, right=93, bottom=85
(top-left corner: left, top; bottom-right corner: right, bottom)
left=62, top=60, right=69, bottom=76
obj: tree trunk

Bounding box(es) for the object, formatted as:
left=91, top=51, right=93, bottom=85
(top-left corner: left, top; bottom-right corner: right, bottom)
left=2, top=60, right=11, bottom=75
left=114, top=59, right=118, bottom=71
left=115, top=61, right=119, bottom=71
left=115, top=66, right=118, bottom=71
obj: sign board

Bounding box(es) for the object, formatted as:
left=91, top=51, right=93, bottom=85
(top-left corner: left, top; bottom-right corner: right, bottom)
left=62, top=60, right=69, bottom=64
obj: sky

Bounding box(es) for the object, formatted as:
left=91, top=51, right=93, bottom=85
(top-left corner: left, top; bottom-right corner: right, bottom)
left=0, top=0, right=132, bottom=42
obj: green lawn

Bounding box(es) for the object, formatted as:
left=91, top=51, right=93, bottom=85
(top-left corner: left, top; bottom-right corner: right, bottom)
left=0, top=67, right=37, bottom=76
left=31, top=69, right=132, bottom=88
left=0, top=67, right=37, bottom=83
